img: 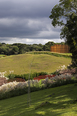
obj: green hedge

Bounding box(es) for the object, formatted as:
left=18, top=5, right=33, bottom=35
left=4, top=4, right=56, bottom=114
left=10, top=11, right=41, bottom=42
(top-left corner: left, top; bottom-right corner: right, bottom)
left=7, top=72, right=48, bottom=80
left=26, top=51, right=72, bottom=58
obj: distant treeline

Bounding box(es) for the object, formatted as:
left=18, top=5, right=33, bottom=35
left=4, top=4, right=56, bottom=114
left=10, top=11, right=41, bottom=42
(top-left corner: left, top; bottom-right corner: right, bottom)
left=0, top=41, right=66, bottom=55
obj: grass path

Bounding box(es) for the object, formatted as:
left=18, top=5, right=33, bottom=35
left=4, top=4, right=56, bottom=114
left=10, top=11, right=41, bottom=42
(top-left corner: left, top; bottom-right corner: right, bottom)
left=0, top=84, right=77, bottom=116
left=0, top=53, right=71, bottom=74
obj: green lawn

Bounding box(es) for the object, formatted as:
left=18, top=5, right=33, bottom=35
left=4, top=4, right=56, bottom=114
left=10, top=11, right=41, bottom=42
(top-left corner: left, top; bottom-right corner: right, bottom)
left=0, top=53, right=71, bottom=75
left=0, top=84, right=77, bottom=116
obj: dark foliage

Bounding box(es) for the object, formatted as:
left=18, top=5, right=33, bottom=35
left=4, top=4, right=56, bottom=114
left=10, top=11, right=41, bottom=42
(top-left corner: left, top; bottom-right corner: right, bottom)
left=0, top=42, right=66, bottom=55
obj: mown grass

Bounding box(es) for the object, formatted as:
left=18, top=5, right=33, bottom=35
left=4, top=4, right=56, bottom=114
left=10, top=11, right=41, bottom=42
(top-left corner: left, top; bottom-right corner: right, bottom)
left=0, top=52, right=71, bottom=75
left=0, top=84, right=77, bottom=116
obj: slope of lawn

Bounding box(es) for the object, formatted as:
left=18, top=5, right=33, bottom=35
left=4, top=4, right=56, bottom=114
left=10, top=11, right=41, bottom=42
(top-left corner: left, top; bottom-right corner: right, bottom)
left=0, top=84, right=77, bottom=116
left=0, top=52, right=71, bottom=75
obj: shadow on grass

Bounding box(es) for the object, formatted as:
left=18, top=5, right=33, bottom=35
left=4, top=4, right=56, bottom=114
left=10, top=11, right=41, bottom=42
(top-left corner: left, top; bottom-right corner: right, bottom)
left=0, top=84, right=77, bottom=116
left=32, top=83, right=77, bottom=116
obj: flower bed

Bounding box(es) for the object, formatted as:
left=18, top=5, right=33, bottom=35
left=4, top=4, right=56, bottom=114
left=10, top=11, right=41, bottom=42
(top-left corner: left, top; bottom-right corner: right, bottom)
left=0, top=78, right=7, bottom=86
left=34, top=75, right=56, bottom=81
left=0, top=73, right=77, bottom=100
left=7, top=78, right=25, bottom=83
left=0, top=77, right=25, bottom=86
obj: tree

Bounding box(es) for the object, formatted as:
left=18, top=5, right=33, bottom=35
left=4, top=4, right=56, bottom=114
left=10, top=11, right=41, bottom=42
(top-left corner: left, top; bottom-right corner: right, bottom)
left=43, top=41, right=55, bottom=51
left=49, top=0, right=77, bottom=26
left=11, top=46, right=19, bottom=55
left=49, top=0, right=77, bottom=67
left=45, top=41, right=54, bottom=47
left=65, top=14, right=77, bottom=67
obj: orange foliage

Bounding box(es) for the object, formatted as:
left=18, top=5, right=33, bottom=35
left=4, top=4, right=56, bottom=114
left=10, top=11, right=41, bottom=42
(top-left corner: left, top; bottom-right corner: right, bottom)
left=50, top=44, right=70, bottom=53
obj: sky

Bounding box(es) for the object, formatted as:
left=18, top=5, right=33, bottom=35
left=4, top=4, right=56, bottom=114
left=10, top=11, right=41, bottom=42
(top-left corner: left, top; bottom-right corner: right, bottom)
left=0, top=0, right=64, bottom=45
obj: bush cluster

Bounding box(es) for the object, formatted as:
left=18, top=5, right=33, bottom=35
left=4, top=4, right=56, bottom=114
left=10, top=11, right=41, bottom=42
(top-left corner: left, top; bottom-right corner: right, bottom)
left=27, top=51, right=71, bottom=58
left=0, top=41, right=62, bottom=55
left=7, top=72, right=48, bottom=81
left=0, top=73, right=77, bottom=100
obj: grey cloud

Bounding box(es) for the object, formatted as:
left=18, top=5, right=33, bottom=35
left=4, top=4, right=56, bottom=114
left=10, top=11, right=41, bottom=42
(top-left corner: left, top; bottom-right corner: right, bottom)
left=0, top=17, right=60, bottom=39
left=0, top=0, right=60, bottom=44
left=0, top=0, right=59, bottom=18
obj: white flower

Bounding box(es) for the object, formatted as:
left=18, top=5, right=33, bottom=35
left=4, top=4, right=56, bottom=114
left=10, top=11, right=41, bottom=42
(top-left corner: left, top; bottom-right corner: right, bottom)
left=15, top=82, right=27, bottom=89
left=0, top=81, right=18, bottom=93
left=57, top=65, right=66, bottom=71
left=9, top=70, right=14, bottom=74
left=0, top=71, right=7, bottom=78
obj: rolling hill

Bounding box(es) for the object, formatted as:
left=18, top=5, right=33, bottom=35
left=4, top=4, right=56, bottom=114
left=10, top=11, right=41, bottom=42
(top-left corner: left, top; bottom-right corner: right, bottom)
left=0, top=52, right=71, bottom=75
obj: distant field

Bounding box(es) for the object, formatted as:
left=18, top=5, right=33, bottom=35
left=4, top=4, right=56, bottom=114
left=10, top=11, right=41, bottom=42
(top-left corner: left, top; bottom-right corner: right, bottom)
left=0, top=84, right=77, bottom=116
left=0, top=52, right=71, bottom=75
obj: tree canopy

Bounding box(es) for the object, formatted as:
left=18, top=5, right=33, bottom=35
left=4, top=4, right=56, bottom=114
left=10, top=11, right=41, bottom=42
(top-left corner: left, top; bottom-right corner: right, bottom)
left=0, top=41, right=65, bottom=55
left=49, top=0, right=77, bottom=67
left=49, top=0, right=77, bottom=27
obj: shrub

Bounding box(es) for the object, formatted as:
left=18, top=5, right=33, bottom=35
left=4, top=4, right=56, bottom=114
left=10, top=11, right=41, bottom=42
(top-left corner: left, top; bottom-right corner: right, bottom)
left=7, top=72, right=48, bottom=81
left=0, top=80, right=42, bottom=100
left=1, top=73, right=77, bottom=100
left=41, top=74, right=77, bottom=88
left=27, top=51, right=71, bottom=58
left=7, top=74, right=16, bottom=79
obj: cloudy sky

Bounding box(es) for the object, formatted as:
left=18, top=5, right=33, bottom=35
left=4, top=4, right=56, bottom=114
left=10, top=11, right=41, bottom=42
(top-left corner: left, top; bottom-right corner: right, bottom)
left=0, top=0, right=64, bottom=44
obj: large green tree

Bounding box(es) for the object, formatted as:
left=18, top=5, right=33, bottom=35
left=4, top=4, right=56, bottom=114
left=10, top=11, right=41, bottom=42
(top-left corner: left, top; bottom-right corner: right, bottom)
left=65, top=14, right=77, bottom=67
left=49, top=0, right=77, bottom=67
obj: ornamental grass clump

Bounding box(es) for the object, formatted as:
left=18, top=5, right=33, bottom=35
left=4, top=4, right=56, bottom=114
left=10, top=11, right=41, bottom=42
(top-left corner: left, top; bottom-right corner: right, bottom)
left=30, top=80, right=39, bottom=87
left=0, top=72, right=77, bottom=100
left=56, top=65, right=67, bottom=73
left=0, top=79, right=40, bottom=99
left=41, top=73, right=77, bottom=88
left=0, top=80, right=39, bottom=94
left=0, top=71, right=8, bottom=80
left=74, top=74, right=77, bottom=79
left=15, top=82, right=28, bottom=89
left=0, top=81, right=18, bottom=94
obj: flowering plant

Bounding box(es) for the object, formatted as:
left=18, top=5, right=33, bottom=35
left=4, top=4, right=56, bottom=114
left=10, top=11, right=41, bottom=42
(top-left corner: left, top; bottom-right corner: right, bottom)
left=56, top=65, right=66, bottom=72
left=0, top=79, right=39, bottom=94
left=41, top=73, right=76, bottom=87
left=0, top=70, right=77, bottom=100
left=0, top=71, right=8, bottom=80
left=34, top=75, right=55, bottom=81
